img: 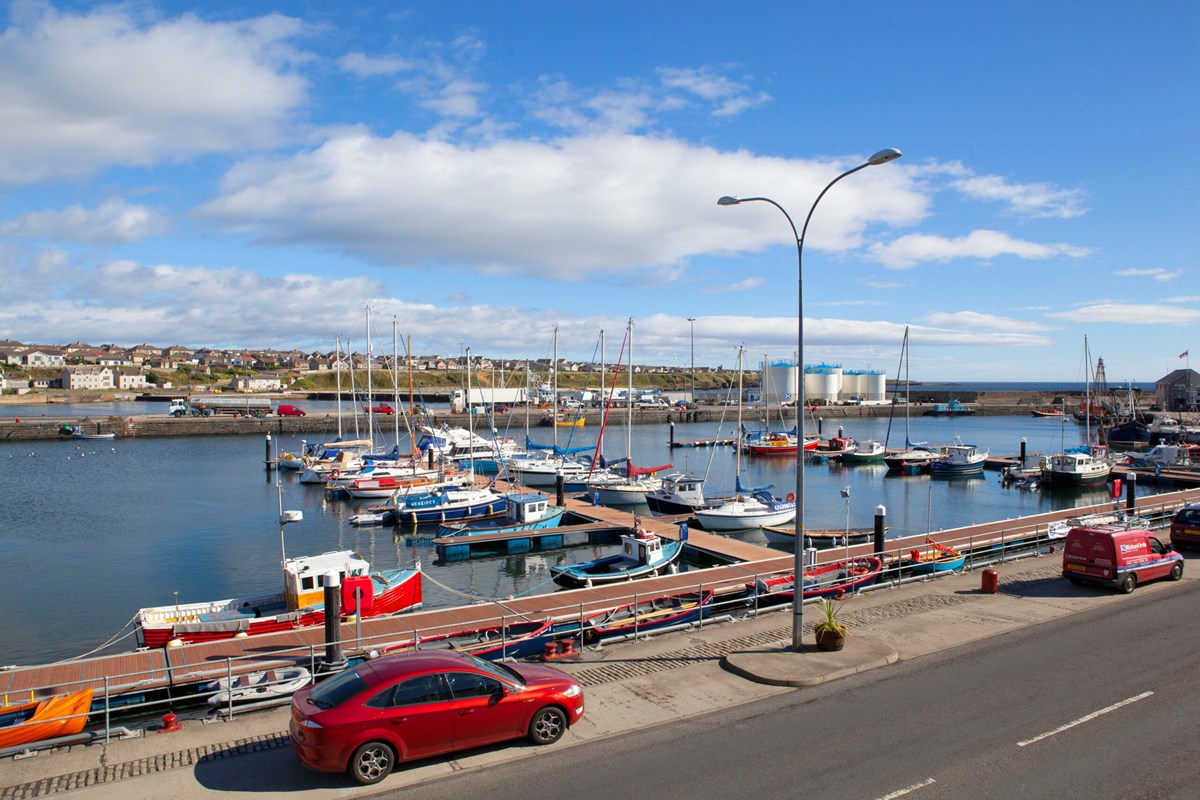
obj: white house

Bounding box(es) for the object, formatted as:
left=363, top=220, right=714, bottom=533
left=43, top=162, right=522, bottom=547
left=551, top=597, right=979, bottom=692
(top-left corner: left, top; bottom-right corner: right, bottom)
left=62, top=365, right=114, bottom=390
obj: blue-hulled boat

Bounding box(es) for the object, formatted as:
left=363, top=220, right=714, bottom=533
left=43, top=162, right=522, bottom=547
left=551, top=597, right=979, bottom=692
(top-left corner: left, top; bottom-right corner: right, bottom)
left=904, top=540, right=966, bottom=573
left=437, top=493, right=565, bottom=537
left=928, top=438, right=988, bottom=476
left=551, top=526, right=684, bottom=588
left=387, top=486, right=507, bottom=525
left=378, top=618, right=555, bottom=662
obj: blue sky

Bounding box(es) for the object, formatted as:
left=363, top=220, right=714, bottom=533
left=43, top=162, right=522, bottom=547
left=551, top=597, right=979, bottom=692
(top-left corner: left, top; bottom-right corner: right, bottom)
left=0, top=1, right=1196, bottom=382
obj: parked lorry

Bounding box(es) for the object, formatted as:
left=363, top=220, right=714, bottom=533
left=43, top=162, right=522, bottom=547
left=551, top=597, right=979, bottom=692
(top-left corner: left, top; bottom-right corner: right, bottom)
left=168, top=395, right=273, bottom=417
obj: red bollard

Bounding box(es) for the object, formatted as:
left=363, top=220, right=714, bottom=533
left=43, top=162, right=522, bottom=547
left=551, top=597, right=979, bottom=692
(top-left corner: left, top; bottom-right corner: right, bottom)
left=981, top=569, right=999, bottom=594
left=158, top=712, right=183, bottom=733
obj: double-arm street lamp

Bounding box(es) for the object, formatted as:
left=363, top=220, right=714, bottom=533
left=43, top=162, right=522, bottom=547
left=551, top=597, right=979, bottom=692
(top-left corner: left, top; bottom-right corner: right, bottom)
left=719, top=147, right=902, bottom=652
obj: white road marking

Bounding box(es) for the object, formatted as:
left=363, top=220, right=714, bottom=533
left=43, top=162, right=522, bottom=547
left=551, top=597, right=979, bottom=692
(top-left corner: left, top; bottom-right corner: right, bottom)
left=873, top=778, right=937, bottom=799
left=1017, top=691, right=1154, bottom=747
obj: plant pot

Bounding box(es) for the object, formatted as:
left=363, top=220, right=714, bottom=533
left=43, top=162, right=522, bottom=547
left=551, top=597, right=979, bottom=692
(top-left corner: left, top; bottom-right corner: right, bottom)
left=815, top=628, right=845, bottom=651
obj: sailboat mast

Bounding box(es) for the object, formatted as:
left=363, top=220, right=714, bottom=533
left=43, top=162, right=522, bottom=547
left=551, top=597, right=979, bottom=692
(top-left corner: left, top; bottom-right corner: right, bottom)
left=626, top=319, right=634, bottom=461
left=735, top=347, right=744, bottom=494
left=335, top=335, right=343, bottom=440
left=392, top=318, right=400, bottom=449
left=366, top=306, right=374, bottom=444
left=552, top=326, right=558, bottom=451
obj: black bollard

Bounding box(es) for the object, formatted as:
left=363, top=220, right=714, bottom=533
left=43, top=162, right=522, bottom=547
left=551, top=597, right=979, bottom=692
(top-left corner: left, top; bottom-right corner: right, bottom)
left=321, top=571, right=346, bottom=671
left=669, top=420, right=675, bottom=447
left=556, top=474, right=565, bottom=507
left=427, top=448, right=434, bottom=470
left=265, top=432, right=275, bottom=471
left=1125, top=472, right=1136, bottom=513
left=817, top=417, right=823, bottom=436
left=874, top=504, right=887, bottom=557
left=1019, top=437, right=1027, bottom=467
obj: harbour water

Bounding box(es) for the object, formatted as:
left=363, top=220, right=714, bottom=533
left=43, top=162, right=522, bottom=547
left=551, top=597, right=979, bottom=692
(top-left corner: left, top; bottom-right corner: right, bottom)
left=0, top=408, right=1151, bottom=666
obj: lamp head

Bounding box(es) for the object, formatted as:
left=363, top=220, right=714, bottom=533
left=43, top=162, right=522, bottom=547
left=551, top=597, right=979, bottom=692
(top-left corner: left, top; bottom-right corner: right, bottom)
left=866, top=148, right=903, bottom=166
left=717, top=196, right=741, bottom=206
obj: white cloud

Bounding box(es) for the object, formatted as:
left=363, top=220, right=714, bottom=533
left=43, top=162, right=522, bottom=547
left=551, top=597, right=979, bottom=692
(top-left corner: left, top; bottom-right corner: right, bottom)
left=871, top=230, right=1091, bottom=270
left=951, top=173, right=1087, bottom=218
left=1115, top=267, right=1182, bottom=281
left=199, top=132, right=927, bottom=281
left=924, top=311, right=1053, bottom=332
left=0, top=4, right=308, bottom=184
left=0, top=199, right=168, bottom=244
left=339, top=52, right=411, bottom=77
left=704, top=277, right=765, bottom=293
left=1047, top=303, right=1200, bottom=324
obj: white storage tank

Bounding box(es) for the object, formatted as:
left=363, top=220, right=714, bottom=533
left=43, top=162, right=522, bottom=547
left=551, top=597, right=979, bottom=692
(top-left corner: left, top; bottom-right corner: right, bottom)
left=761, top=360, right=797, bottom=404
left=806, top=364, right=842, bottom=403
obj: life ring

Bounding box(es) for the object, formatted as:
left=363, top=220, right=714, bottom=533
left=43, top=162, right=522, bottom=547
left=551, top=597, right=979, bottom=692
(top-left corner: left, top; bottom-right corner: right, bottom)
left=850, top=564, right=869, bottom=576
left=786, top=493, right=796, bottom=502
left=331, top=469, right=340, bottom=479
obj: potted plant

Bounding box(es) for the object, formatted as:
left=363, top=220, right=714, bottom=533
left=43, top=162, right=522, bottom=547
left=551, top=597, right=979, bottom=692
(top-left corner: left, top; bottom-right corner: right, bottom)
left=813, top=598, right=846, bottom=651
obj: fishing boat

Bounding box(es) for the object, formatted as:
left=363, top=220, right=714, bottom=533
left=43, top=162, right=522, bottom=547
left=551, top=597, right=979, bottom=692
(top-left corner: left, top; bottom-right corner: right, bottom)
left=922, top=398, right=976, bottom=416
left=1031, top=407, right=1065, bottom=417
left=580, top=590, right=714, bottom=643
left=0, top=688, right=94, bottom=749
left=380, top=619, right=556, bottom=662
left=135, top=549, right=422, bottom=648
left=644, top=472, right=723, bottom=515
left=928, top=438, right=988, bottom=476
left=904, top=540, right=966, bottom=573
left=839, top=439, right=885, bottom=464
left=550, top=525, right=684, bottom=588
left=437, top=493, right=565, bottom=537
left=72, top=431, right=116, bottom=440
left=749, top=556, right=883, bottom=602
left=1040, top=447, right=1113, bottom=487
left=203, top=666, right=312, bottom=707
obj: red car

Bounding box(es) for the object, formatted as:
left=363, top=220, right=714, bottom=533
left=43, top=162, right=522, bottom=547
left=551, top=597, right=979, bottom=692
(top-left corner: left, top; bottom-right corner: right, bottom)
left=289, top=650, right=584, bottom=785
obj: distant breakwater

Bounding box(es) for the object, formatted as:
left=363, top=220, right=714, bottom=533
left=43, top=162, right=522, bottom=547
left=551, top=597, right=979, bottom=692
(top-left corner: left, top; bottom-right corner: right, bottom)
left=0, top=391, right=1071, bottom=441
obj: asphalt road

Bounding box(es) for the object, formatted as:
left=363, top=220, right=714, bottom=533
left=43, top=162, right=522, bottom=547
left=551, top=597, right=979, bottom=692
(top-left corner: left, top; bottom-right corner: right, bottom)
left=373, top=578, right=1200, bottom=800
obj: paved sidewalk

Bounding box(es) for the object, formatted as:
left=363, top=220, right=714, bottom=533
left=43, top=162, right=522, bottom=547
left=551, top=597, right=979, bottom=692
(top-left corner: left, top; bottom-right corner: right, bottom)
left=3, top=553, right=1186, bottom=799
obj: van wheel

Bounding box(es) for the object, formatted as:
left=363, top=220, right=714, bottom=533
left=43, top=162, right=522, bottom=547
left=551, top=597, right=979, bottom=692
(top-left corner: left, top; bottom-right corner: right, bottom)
left=1169, top=562, right=1184, bottom=581
left=1119, top=573, right=1137, bottom=594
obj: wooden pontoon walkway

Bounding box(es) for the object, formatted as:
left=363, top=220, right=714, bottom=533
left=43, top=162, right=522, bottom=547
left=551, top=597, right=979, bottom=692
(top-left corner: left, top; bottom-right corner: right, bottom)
left=6, top=486, right=1199, bottom=702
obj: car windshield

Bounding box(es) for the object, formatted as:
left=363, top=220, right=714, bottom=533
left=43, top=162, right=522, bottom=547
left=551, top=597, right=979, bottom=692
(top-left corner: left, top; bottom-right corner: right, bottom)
left=463, top=653, right=525, bottom=687
left=1177, top=508, right=1200, bottom=525
left=307, top=667, right=369, bottom=710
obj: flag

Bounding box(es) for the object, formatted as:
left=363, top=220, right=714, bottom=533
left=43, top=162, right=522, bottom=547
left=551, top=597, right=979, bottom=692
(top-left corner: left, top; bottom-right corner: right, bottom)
left=1181, top=351, right=1190, bottom=359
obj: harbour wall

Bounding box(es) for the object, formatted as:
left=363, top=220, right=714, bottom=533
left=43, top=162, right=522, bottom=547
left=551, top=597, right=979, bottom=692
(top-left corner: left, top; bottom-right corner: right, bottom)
left=0, top=391, right=1078, bottom=441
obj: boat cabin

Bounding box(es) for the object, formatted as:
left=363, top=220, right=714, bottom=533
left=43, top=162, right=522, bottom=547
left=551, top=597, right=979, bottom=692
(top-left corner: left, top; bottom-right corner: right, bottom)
left=505, top=493, right=555, bottom=524
left=620, top=528, right=667, bottom=567
left=284, top=550, right=370, bottom=611
left=661, top=473, right=705, bottom=504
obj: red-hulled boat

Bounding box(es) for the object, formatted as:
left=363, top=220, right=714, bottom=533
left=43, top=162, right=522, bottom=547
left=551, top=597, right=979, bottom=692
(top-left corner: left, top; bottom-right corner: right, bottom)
left=750, top=556, right=883, bottom=601
left=135, top=550, right=422, bottom=648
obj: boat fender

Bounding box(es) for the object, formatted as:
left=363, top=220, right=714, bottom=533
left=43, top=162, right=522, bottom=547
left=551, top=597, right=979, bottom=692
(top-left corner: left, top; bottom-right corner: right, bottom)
left=786, top=493, right=795, bottom=502
left=834, top=588, right=846, bottom=600
left=910, top=549, right=921, bottom=562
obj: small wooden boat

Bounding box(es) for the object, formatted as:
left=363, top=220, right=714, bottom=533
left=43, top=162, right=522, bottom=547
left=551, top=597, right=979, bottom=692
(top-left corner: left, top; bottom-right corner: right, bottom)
left=580, top=590, right=713, bottom=643
left=551, top=526, right=684, bottom=588
left=73, top=432, right=116, bottom=440
left=904, top=539, right=966, bottom=573
left=1031, top=408, right=1065, bottom=417
left=204, top=666, right=311, bottom=706
left=839, top=439, right=886, bottom=464
left=0, top=688, right=94, bottom=749
left=749, top=556, right=883, bottom=601
left=761, top=525, right=883, bottom=545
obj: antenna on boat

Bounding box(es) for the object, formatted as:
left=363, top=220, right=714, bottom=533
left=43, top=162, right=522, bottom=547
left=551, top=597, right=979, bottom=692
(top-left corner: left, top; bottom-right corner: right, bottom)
left=277, top=479, right=303, bottom=570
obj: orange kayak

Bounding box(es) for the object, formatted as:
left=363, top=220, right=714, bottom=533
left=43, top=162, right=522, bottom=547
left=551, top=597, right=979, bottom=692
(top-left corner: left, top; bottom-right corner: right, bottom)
left=0, top=688, right=94, bottom=749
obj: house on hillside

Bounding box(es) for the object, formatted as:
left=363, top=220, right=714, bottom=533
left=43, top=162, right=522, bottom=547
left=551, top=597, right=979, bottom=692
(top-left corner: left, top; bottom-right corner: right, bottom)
left=62, top=365, right=115, bottom=390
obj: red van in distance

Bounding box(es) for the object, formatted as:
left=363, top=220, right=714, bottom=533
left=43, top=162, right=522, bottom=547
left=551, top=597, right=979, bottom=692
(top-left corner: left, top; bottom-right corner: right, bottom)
left=1062, top=526, right=1184, bottom=593
left=277, top=404, right=306, bottom=417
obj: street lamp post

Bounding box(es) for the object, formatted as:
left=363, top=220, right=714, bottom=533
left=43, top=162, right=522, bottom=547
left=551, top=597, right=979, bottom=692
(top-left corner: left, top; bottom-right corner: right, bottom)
left=719, top=147, right=901, bottom=652
left=688, top=318, right=697, bottom=402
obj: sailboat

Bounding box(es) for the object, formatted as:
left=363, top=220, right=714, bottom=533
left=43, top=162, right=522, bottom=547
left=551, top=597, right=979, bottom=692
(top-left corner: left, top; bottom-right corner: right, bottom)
left=507, top=328, right=591, bottom=487
left=587, top=319, right=671, bottom=505
left=694, top=349, right=797, bottom=531
left=1042, top=336, right=1113, bottom=487
left=883, top=327, right=945, bottom=473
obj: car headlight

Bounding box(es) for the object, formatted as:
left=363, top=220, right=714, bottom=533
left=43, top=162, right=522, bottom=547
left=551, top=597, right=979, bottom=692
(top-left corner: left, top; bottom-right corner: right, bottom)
left=562, top=684, right=582, bottom=698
